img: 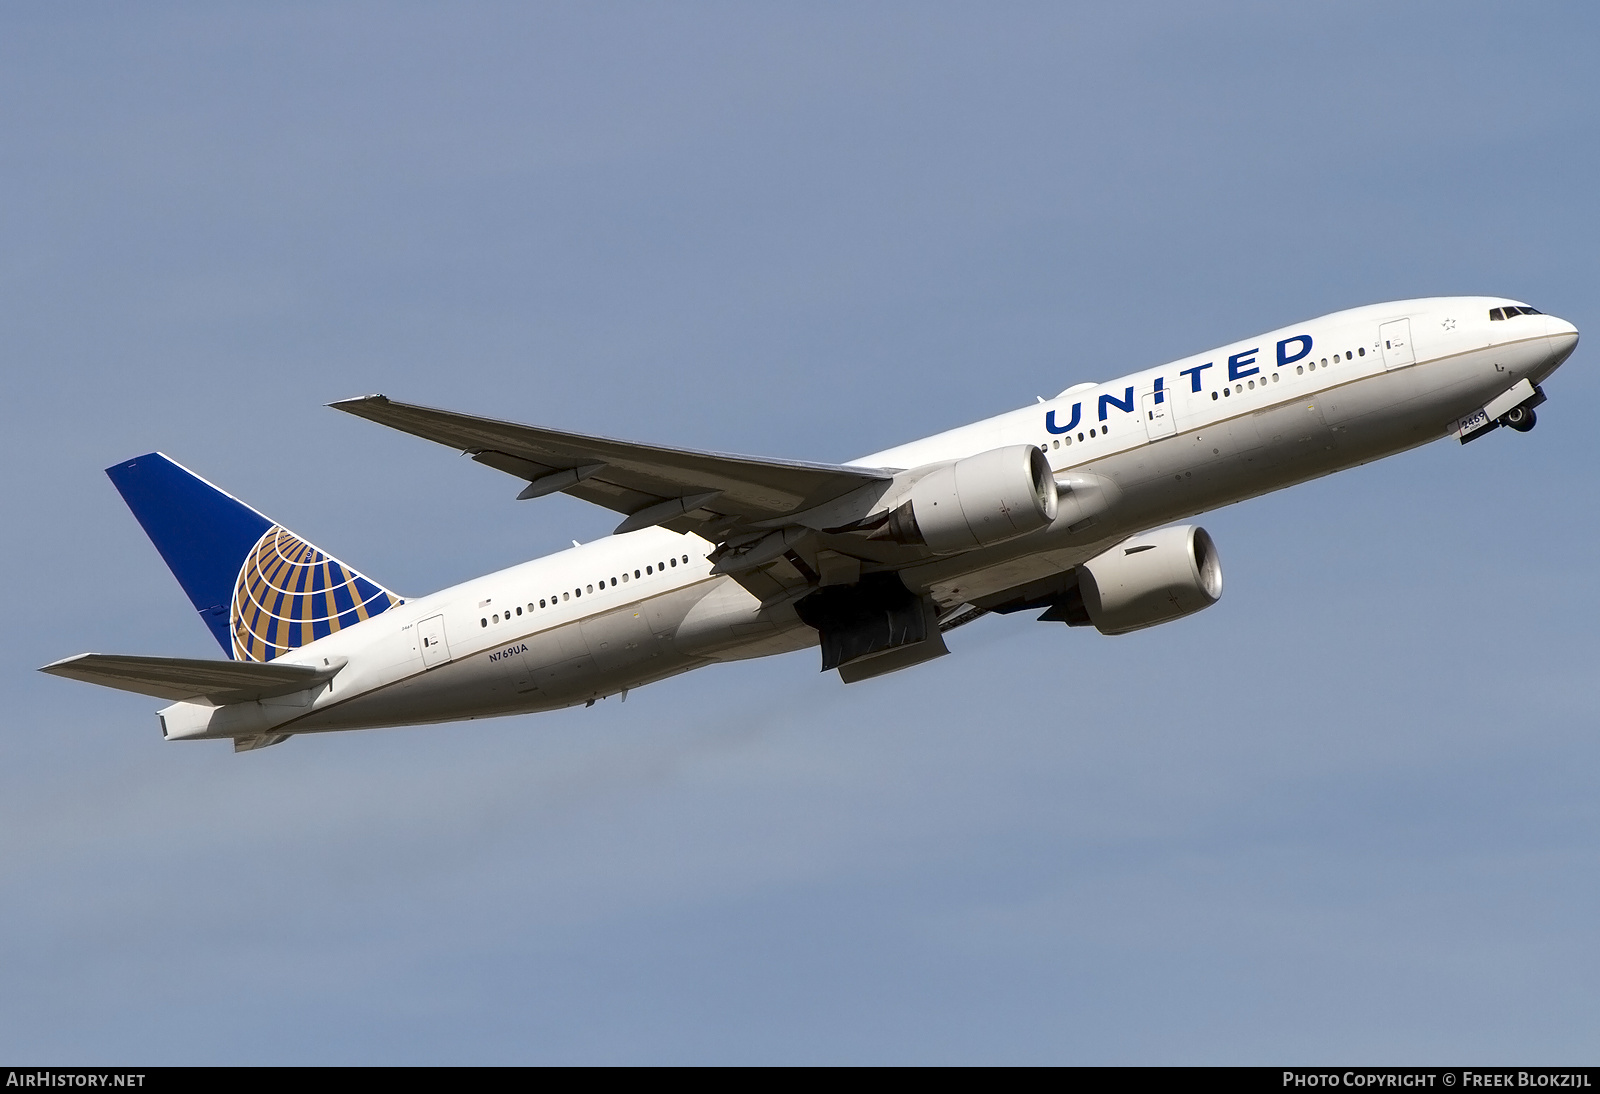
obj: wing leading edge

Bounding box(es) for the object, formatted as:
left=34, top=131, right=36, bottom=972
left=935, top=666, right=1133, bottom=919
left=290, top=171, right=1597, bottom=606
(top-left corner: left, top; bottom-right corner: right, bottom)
left=328, top=394, right=895, bottom=538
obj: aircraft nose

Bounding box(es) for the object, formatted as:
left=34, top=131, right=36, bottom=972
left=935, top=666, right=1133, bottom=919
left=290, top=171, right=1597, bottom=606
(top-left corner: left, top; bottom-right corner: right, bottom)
left=1545, top=314, right=1579, bottom=357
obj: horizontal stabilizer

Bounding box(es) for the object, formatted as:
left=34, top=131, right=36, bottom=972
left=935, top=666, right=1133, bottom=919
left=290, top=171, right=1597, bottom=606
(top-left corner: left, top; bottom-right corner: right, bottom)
left=39, top=653, right=340, bottom=704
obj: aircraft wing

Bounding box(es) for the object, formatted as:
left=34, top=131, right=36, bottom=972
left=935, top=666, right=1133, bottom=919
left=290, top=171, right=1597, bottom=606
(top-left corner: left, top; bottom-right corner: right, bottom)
left=329, top=395, right=894, bottom=538
left=39, top=653, right=340, bottom=704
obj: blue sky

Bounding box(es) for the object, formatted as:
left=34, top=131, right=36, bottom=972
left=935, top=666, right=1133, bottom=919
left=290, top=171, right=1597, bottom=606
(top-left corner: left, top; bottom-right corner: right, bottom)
left=3, top=2, right=1597, bottom=1063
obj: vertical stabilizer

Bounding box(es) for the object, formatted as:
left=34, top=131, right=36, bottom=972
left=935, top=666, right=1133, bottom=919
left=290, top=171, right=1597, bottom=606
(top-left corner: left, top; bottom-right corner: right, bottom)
left=106, top=453, right=400, bottom=661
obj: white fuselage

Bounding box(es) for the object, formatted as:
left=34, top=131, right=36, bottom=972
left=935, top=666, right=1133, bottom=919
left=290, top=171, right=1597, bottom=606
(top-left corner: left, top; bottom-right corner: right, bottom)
left=158, top=297, right=1579, bottom=742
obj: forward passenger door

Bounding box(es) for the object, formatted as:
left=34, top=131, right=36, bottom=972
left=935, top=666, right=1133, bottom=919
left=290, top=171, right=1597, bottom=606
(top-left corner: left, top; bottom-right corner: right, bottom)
left=1380, top=319, right=1415, bottom=370
left=1141, top=383, right=1175, bottom=441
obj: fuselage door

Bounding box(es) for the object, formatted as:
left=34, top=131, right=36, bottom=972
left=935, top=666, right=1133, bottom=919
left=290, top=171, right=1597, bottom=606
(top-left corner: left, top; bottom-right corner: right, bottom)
left=418, top=614, right=451, bottom=667
left=1380, top=319, right=1415, bottom=370
left=1142, top=383, right=1175, bottom=441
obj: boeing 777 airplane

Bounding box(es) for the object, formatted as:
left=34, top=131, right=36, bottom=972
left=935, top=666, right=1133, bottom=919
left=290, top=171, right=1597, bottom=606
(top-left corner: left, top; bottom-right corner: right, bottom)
left=42, top=297, right=1578, bottom=751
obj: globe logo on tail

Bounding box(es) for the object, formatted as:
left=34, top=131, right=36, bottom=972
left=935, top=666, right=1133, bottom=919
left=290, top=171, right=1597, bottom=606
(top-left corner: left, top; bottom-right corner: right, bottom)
left=230, top=526, right=400, bottom=662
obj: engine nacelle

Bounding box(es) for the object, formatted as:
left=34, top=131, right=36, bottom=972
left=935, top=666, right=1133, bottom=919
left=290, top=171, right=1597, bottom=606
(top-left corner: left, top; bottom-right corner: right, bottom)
left=1075, top=525, right=1222, bottom=635
left=882, top=445, right=1058, bottom=553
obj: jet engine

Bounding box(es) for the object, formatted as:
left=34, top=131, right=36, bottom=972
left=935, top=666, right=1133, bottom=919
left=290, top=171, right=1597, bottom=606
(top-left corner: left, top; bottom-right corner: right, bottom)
left=880, top=445, right=1058, bottom=553
left=1051, top=525, right=1223, bottom=635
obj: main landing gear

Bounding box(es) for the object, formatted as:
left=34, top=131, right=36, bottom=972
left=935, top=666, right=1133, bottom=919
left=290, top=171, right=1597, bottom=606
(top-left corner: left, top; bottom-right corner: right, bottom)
left=1502, top=404, right=1537, bottom=432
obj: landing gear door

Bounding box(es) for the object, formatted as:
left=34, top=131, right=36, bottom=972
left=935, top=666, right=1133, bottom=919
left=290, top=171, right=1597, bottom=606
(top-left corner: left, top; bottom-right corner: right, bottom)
left=1142, top=384, right=1175, bottom=441
left=1380, top=318, right=1415, bottom=370
left=418, top=614, right=451, bottom=667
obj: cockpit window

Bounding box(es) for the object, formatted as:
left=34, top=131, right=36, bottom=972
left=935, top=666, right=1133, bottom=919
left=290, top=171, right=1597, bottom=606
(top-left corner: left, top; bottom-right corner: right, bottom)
left=1491, top=305, right=1543, bottom=320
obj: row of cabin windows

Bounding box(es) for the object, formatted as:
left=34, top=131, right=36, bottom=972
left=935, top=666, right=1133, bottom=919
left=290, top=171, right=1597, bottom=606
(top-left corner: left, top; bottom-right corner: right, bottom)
left=1042, top=422, right=1110, bottom=451
left=481, top=554, right=692, bottom=627
left=1216, top=373, right=1281, bottom=397
left=1208, top=347, right=1363, bottom=399
left=1490, top=306, right=1541, bottom=320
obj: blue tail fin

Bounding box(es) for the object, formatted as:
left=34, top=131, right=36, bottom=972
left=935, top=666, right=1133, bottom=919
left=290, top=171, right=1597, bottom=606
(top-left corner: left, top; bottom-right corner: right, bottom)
left=106, top=453, right=401, bottom=662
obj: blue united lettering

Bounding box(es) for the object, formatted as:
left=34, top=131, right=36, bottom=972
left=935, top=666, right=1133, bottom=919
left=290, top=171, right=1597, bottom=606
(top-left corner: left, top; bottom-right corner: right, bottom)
left=1045, top=403, right=1082, bottom=434
left=1099, top=386, right=1135, bottom=421
left=1179, top=362, right=1213, bottom=391
left=1277, top=334, right=1312, bottom=367
left=1228, top=348, right=1260, bottom=381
